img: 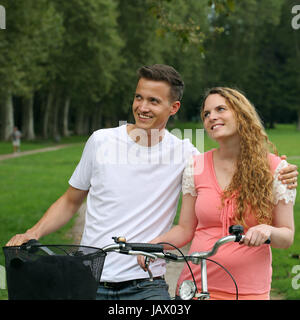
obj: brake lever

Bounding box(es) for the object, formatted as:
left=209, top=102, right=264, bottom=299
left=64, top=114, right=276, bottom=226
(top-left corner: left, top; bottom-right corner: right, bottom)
left=144, top=257, right=154, bottom=281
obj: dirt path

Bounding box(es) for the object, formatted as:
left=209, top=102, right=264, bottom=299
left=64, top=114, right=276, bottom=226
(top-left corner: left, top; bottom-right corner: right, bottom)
left=69, top=204, right=284, bottom=300
left=0, top=144, right=79, bottom=162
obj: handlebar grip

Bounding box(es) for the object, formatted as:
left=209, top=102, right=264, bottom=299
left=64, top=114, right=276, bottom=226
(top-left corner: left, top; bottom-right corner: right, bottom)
left=20, top=239, right=41, bottom=253
left=125, top=243, right=164, bottom=253
left=265, top=238, right=271, bottom=244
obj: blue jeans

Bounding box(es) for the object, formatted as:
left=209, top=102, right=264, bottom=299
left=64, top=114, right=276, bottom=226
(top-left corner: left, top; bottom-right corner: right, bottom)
left=96, top=278, right=171, bottom=300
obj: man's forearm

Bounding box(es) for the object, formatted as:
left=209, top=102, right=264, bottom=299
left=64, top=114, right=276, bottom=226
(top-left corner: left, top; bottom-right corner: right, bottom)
left=6, top=186, right=88, bottom=246
left=27, top=194, right=81, bottom=239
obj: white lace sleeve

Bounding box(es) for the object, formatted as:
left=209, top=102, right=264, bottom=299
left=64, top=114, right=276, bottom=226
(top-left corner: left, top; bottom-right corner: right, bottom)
left=273, top=160, right=297, bottom=205
left=182, top=156, right=197, bottom=196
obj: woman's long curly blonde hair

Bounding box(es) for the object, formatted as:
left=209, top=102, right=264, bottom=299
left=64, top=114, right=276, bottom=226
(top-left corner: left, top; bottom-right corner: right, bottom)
left=201, top=87, right=278, bottom=227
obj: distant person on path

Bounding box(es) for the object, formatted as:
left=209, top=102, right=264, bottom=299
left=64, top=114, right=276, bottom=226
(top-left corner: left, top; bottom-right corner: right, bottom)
left=6, top=66, right=299, bottom=300
left=12, top=127, right=22, bottom=153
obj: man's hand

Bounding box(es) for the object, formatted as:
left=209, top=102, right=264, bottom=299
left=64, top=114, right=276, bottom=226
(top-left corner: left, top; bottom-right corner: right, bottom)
left=279, top=155, right=298, bottom=189
left=6, top=230, right=39, bottom=247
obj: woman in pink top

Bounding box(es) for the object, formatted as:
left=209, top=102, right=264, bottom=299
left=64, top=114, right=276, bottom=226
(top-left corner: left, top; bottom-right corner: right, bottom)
left=139, top=87, right=296, bottom=300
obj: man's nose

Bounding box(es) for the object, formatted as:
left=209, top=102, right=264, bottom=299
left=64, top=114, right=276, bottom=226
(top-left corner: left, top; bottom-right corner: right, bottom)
left=138, top=100, right=150, bottom=112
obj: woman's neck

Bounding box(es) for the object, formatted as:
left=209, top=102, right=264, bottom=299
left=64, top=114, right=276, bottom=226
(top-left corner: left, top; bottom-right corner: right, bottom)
left=215, top=137, right=240, bottom=161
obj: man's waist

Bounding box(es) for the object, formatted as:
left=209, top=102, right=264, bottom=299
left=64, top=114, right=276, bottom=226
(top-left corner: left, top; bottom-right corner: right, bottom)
left=99, top=276, right=165, bottom=289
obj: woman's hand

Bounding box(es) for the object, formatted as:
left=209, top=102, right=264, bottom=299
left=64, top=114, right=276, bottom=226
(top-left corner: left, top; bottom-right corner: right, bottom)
left=241, top=224, right=273, bottom=247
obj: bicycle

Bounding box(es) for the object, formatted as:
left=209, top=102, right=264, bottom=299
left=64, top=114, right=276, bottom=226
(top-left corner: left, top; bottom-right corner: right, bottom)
left=2, top=225, right=270, bottom=300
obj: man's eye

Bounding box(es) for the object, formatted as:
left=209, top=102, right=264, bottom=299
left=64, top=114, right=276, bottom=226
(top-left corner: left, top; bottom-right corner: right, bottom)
left=150, top=98, right=159, bottom=104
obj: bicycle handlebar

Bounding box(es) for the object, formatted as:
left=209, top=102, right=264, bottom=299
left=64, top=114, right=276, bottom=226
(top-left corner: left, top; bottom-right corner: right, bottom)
left=19, top=225, right=270, bottom=264
left=102, top=231, right=270, bottom=264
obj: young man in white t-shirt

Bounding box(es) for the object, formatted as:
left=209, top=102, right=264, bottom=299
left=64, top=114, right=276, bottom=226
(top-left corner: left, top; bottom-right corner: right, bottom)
left=6, top=64, right=299, bottom=300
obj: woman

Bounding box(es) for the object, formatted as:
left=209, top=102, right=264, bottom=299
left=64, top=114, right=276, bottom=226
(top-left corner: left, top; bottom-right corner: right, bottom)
left=139, top=87, right=296, bottom=300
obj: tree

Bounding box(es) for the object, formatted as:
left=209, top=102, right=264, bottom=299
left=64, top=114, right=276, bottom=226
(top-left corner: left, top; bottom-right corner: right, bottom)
left=0, top=0, right=64, bottom=140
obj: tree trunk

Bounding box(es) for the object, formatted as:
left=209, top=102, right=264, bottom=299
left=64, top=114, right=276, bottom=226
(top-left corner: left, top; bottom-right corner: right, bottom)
left=22, top=94, right=35, bottom=140
left=75, top=108, right=85, bottom=135
left=50, top=94, right=61, bottom=141
left=297, top=109, right=300, bottom=131
left=42, top=88, right=55, bottom=139
left=62, top=96, right=71, bottom=137
left=91, top=104, right=102, bottom=132
left=0, top=93, right=14, bottom=141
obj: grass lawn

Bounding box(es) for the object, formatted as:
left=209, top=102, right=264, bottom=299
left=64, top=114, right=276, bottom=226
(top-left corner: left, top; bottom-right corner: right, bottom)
left=0, top=123, right=299, bottom=300
left=0, top=135, right=88, bottom=155
left=0, top=144, right=85, bottom=299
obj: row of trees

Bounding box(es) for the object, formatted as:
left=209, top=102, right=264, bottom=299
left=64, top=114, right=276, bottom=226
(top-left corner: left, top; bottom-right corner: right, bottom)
left=0, top=0, right=299, bottom=141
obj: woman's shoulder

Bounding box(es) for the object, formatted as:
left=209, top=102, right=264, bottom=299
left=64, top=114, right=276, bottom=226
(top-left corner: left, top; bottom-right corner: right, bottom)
left=193, top=149, right=214, bottom=161
left=192, top=149, right=215, bottom=176
left=267, top=153, right=282, bottom=173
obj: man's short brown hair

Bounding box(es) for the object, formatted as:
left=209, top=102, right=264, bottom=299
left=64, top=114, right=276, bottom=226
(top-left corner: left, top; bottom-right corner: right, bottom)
left=137, top=64, right=184, bottom=102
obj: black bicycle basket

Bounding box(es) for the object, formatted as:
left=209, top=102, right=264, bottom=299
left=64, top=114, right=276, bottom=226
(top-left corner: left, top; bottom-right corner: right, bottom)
left=2, top=244, right=106, bottom=300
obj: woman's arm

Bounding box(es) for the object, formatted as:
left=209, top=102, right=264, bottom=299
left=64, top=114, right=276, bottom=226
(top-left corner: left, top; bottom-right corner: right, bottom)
left=242, top=200, right=294, bottom=248
left=152, top=194, right=197, bottom=249
left=138, top=193, right=197, bottom=270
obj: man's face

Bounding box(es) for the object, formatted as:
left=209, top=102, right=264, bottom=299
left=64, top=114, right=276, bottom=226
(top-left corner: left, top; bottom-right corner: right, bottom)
left=132, top=78, right=180, bottom=133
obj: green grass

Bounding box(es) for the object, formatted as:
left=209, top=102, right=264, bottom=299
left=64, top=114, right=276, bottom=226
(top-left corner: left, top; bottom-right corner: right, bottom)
left=0, top=123, right=299, bottom=300
left=0, top=144, right=85, bottom=299
left=0, top=135, right=88, bottom=155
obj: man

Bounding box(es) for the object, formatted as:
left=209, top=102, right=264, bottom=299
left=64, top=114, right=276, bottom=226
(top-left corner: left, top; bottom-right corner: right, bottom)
left=6, top=64, right=298, bottom=300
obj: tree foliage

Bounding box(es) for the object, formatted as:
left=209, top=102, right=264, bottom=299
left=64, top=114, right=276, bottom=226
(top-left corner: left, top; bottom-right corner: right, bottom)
left=0, top=0, right=299, bottom=141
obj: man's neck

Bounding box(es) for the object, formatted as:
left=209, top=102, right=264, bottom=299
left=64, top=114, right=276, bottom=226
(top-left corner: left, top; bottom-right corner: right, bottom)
left=126, top=124, right=165, bottom=147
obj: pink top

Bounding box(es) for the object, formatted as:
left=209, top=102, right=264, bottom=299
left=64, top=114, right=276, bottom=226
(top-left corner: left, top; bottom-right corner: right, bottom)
left=177, top=149, right=282, bottom=295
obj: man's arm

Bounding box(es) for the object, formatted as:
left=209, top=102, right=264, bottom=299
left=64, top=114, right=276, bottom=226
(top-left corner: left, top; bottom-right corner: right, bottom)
left=6, top=186, right=88, bottom=246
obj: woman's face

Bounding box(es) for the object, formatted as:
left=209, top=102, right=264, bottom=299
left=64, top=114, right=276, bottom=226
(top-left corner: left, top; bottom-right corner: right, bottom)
left=202, top=93, right=238, bottom=142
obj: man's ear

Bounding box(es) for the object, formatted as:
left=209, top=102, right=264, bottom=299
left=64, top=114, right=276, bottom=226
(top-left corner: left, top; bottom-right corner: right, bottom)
left=170, top=101, right=181, bottom=116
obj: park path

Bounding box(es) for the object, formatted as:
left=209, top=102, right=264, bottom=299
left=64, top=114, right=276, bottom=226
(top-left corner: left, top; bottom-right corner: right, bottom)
left=0, top=144, right=79, bottom=162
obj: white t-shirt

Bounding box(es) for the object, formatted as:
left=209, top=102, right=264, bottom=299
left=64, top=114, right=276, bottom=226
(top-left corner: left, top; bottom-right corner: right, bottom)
left=69, top=124, right=199, bottom=282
